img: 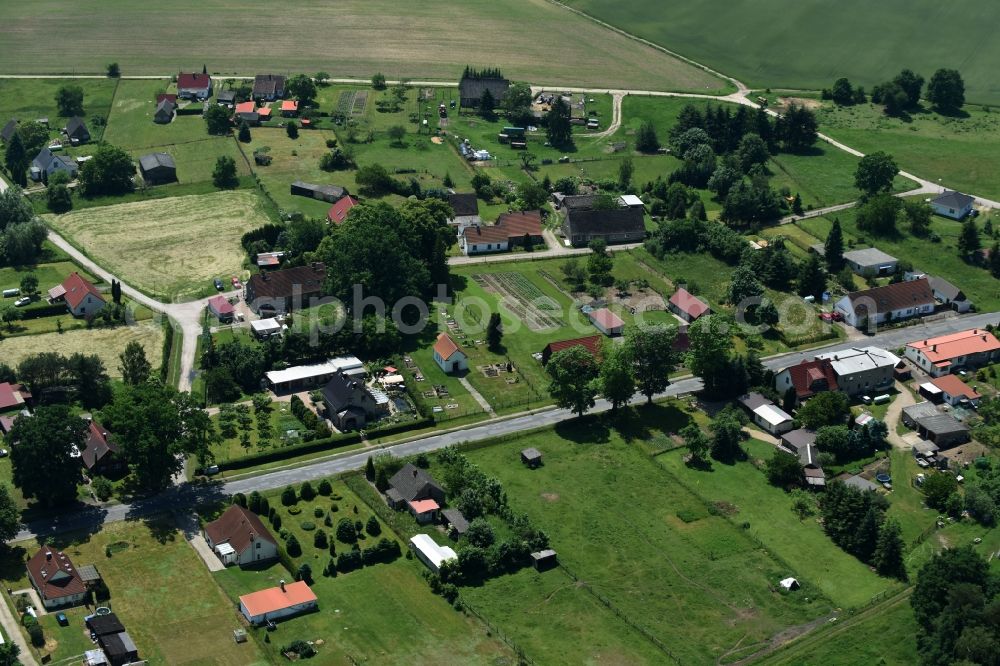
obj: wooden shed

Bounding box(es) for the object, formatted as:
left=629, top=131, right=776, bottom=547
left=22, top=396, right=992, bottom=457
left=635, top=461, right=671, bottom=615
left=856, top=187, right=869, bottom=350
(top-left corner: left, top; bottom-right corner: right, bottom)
left=520, top=448, right=542, bottom=468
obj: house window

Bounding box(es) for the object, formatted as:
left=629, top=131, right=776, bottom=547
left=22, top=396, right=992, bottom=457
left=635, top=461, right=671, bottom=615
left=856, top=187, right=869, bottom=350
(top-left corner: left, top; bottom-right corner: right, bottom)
left=256, top=542, right=261, bottom=548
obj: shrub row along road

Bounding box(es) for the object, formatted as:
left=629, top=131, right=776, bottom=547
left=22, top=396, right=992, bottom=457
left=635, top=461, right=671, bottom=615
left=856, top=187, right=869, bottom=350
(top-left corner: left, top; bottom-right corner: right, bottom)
left=14, top=308, right=1000, bottom=542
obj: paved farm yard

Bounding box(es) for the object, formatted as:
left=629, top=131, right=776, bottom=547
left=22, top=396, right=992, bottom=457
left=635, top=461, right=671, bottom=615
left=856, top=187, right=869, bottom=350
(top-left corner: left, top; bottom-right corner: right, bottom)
left=0, top=0, right=726, bottom=93
left=46, top=190, right=271, bottom=300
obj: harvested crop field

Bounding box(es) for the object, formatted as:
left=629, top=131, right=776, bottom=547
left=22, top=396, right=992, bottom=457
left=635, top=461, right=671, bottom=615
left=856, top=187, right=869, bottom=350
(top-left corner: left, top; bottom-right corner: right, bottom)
left=0, top=0, right=726, bottom=93
left=0, top=322, right=164, bottom=378
left=47, top=190, right=272, bottom=300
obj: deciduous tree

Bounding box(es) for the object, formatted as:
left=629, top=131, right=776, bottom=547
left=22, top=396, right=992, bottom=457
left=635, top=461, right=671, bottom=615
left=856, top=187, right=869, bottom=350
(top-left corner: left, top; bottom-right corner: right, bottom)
left=597, top=343, right=635, bottom=413
left=55, top=85, right=84, bottom=117
left=625, top=325, right=680, bottom=404
left=10, top=406, right=85, bottom=506
left=927, top=69, right=965, bottom=112
left=798, top=393, right=850, bottom=429
left=204, top=104, right=231, bottom=135
left=545, top=346, right=599, bottom=417
left=545, top=96, right=573, bottom=148
left=78, top=143, right=135, bottom=196
left=212, top=155, right=239, bottom=189
left=634, top=120, right=660, bottom=153
left=854, top=151, right=899, bottom=196
left=119, top=340, right=152, bottom=386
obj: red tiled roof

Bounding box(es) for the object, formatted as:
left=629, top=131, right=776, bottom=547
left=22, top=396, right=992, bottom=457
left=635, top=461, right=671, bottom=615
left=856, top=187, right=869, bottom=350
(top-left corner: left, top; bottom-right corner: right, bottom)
left=205, top=505, right=277, bottom=556
left=408, top=499, right=440, bottom=514
left=61, top=272, right=104, bottom=310
left=495, top=210, right=543, bottom=236
left=240, top=580, right=316, bottom=617
left=930, top=374, right=981, bottom=400
left=669, top=288, right=710, bottom=319
left=257, top=106, right=272, bottom=118
left=589, top=308, right=624, bottom=330
left=0, top=415, right=15, bottom=434
left=0, top=382, right=29, bottom=411
left=177, top=72, right=210, bottom=90
left=433, top=332, right=463, bottom=361
left=906, top=329, right=1000, bottom=364
left=235, top=101, right=255, bottom=114
left=208, top=295, right=235, bottom=316
left=281, top=100, right=298, bottom=112
left=782, top=359, right=838, bottom=399
left=81, top=420, right=119, bottom=471
left=327, top=196, right=359, bottom=224
left=26, top=548, right=86, bottom=602
left=543, top=335, right=603, bottom=359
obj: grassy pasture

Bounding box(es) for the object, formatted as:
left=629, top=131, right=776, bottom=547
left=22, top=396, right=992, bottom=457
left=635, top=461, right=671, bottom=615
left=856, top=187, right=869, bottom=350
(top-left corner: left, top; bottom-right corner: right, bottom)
left=101, top=78, right=207, bottom=148
left=0, top=321, right=164, bottom=378
left=46, top=190, right=272, bottom=300
left=0, top=78, right=117, bottom=133
left=464, top=408, right=830, bottom=665
left=0, top=0, right=727, bottom=93
left=563, top=0, right=1000, bottom=104
left=3, top=519, right=269, bottom=665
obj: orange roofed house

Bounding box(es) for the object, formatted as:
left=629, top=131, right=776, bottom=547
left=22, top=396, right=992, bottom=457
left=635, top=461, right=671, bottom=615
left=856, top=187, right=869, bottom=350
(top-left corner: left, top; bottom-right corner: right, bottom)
left=433, top=332, right=468, bottom=374
left=27, top=547, right=87, bottom=609
left=203, top=505, right=279, bottom=567
left=239, top=579, right=317, bottom=626
left=48, top=272, right=105, bottom=318
left=904, top=328, right=1000, bottom=377
left=327, top=195, right=359, bottom=224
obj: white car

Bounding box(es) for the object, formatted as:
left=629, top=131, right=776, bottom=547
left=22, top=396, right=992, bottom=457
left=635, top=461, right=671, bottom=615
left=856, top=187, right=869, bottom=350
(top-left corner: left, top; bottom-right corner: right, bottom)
left=13, top=297, right=30, bottom=307
left=0, top=449, right=8, bottom=458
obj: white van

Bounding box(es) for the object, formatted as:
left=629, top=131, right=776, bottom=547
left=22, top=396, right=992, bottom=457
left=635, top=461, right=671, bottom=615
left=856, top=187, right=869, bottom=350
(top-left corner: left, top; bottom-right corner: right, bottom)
left=873, top=394, right=891, bottom=405
left=2, top=289, right=19, bottom=298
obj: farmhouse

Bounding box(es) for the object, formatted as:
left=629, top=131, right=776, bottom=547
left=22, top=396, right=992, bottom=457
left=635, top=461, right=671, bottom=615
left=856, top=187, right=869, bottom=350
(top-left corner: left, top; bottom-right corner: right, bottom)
left=458, top=71, right=510, bottom=108
left=207, top=294, right=235, bottom=323
left=235, top=101, right=259, bottom=125
left=64, top=116, right=90, bottom=144
left=81, top=420, right=124, bottom=477
left=387, top=463, right=446, bottom=509
left=447, top=193, right=481, bottom=228
left=177, top=72, right=212, bottom=100
left=668, top=287, right=710, bottom=322
left=326, top=195, right=359, bottom=224
left=433, top=332, right=468, bottom=373
left=842, top=248, right=898, bottom=276
left=928, top=276, right=971, bottom=313
left=904, top=329, right=1000, bottom=377
left=0, top=119, right=17, bottom=143
left=588, top=308, right=624, bottom=336
left=253, top=74, right=286, bottom=101
left=541, top=335, right=603, bottom=365
left=203, top=505, right=279, bottom=567
left=265, top=356, right=365, bottom=393
left=31, top=147, right=78, bottom=182
left=410, top=534, right=457, bottom=573
left=0, top=382, right=31, bottom=413
left=562, top=207, right=646, bottom=247
left=459, top=210, right=544, bottom=255
left=774, top=358, right=838, bottom=403
left=321, top=371, right=388, bottom=430
left=833, top=278, right=934, bottom=329
left=280, top=100, right=299, bottom=117
left=51, top=272, right=105, bottom=318
left=928, top=374, right=981, bottom=407
left=245, top=263, right=326, bottom=314
left=27, top=548, right=87, bottom=609
left=138, top=152, right=177, bottom=185
left=930, top=191, right=974, bottom=220
left=814, top=346, right=899, bottom=396
left=153, top=98, right=176, bottom=124
left=239, top=580, right=317, bottom=626
left=290, top=180, right=346, bottom=203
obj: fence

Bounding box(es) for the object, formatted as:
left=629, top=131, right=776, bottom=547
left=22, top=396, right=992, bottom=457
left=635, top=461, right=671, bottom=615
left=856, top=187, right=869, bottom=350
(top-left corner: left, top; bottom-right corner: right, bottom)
left=462, top=602, right=534, bottom=665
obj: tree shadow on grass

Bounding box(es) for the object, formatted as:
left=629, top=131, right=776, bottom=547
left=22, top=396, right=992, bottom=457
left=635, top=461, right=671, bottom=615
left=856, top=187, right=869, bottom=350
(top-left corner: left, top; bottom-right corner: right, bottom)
left=554, top=414, right=611, bottom=444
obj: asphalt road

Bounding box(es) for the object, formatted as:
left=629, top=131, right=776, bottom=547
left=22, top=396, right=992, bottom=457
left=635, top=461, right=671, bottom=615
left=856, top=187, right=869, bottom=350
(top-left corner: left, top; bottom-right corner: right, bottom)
left=15, top=308, right=999, bottom=542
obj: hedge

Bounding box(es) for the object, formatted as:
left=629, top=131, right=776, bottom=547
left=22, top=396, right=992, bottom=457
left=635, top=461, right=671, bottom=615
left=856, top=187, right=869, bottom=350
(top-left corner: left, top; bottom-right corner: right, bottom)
left=214, top=417, right=433, bottom=471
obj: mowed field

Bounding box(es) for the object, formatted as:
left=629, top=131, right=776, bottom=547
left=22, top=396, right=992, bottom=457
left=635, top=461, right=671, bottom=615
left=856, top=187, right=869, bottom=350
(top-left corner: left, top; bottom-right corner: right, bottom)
left=46, top=190, right=270, bottom=300
left=0, top=322, right=164, bottom=377
left=562, top=0, right=1000, bottom=104
left=0, top=0, right=726, bottom=93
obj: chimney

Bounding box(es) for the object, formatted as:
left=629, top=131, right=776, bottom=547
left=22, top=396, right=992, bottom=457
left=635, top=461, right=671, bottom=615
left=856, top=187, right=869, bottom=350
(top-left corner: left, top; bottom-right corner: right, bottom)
left=46, top=551, right=52, bottom=561
left=412, top=469, right=418, bottom=478
left=280, top=579, right=286, bottom=592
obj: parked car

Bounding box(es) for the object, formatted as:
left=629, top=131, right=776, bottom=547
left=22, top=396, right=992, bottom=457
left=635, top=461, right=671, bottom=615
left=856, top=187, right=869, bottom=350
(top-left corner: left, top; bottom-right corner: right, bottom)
left=0, top=449, right=8, bottom=458
left=819, top=311, right=843, bottom=322
left=14, top=296, right=30, bottom=307
left=231, top=276, right=242, bottom=289
left=213, top=278, right=224, bottom=291
left=56, top=612, right=69, bottom=626
left=203, top=464, right=220, bottom=476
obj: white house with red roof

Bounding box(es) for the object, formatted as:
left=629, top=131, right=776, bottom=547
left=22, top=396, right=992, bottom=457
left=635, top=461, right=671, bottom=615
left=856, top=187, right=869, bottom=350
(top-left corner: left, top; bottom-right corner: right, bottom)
left=432, top=332, right=468, bottom=374
left=905, top=329, right=1000, bottom=377
left=588, top=308, right=624, bottom=336
left=177, top=72, right=212, bottom=100
left=929, top=374, right=982, bottom=407
left=239, top=580, right=317, bottom=625
left=50, top=272, right=105, bottom=317
left=327, top=196, right=359, bottom=224
left=207, top=294, right=235, bottom=323
left=668, top=287, right=710, bottom=322
left=27, top=547, right=87, bottom=609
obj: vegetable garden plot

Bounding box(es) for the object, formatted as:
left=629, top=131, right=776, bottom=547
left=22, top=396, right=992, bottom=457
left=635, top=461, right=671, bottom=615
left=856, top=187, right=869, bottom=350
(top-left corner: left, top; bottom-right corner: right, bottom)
left=474, top=272, right=563, bottom=331
left=352, top=91, right=368, bottom=115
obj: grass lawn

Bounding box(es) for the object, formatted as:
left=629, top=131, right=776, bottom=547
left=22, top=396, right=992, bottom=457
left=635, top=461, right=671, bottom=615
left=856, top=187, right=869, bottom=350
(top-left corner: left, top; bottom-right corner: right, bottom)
left=462, top=406, right=829, bottom=664
left=0, top=0, right=727, bottom=93
left=2, top=519, right=269, bottom=665
left=819, top=101, right=1000, bottom=201
left=658, top=439, right=898, bottom=609
left=0, top=321, right=163, bottom=378
left=793, top=207, right=1000, bottom=311
left=102, top=78, right=210, bottom=149
left=0, top=78, right=118, bottom=139
left=0, top=259, right=95, bottom=310
left=561, top=0, right=1000, bottom=104
left=208, top=400, right=313, bottom=463
left=761, top=593, right=920, bottom=666
left=46, top=190, right=273, bottom=301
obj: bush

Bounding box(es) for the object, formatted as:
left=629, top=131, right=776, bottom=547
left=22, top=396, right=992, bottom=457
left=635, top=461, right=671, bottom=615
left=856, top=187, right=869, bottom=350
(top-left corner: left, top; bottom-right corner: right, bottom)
left=92, top=476, right=114, bottom=501
left=281, top=486, right=297, bottom=506
left=318, top=479, right=332, bottom=496
left=365, top=516, right=381, bottom=536
left=28, top=622, right=44, bottom=647
left=288, top=506, right=302, bottom=515
left=336, top=549, right=363, bottom=573
left=271, top=514, right=282, bottom=530
left=336, top=518, right=357, bottom=544
left=314, top=530, right=328, bottom=549
left=286, top=534, right=302, bottom=557
left=300, top=521, right=316, bottom=531
left=300, top=481, right=316, bottom=501
left=324, top=514, right=332, bottom=527
left=313, top=506, right=324, bottom=518
left=362, top=538, right=401, bottom=565
left=283, top=639, right=316, bottom=659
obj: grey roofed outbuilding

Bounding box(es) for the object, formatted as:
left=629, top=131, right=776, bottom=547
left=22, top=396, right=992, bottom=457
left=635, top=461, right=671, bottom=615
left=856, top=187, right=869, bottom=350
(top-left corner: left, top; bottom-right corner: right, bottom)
left=441, top=508, right=470, bottom=535
left=842, top=247, right=897, bottom=267
left=217, top=90, right=236, bottom=103
left=738, top=392, right=772, bottom=412
left=810, top=243, right=826, bottom=256
left=932, top=190, right=974, bottom=209
left=912, top=440, right=940, bottom=457
left=1, top=119, right=17, bottom=142
left=903, top=401, right=940, bottom=423
left=33, top=147, right=77, bottom=173
left=559, top=194, right=600, bottom=210
left=798, top=444, right=822, bottom=467
left=843, top=475, right=880, bottom=492
left=521, top=447, right=542, bottom=463
left=139, top=152, right=175, bottom=171
left=917, top=414, right=969, bottom=437
left=65, top=116, right=90, bottom=141
left=928, top=276, right=965, bottom=302
left=780, top=428, right=816, bottom=453
left=76, top=563, right=101, bottom=582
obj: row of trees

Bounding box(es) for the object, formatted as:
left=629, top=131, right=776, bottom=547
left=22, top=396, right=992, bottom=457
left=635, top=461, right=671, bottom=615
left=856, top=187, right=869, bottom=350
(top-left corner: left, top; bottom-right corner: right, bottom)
left=871, top=68, right=966, bottom=115
left=0, top=189, right=47, bottom=266
left=819, top=481, right=906, bottom=579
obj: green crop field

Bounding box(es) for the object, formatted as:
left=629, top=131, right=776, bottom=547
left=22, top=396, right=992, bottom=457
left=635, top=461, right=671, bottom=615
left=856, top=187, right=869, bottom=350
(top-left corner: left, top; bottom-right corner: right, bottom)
left=46, top=190, right=272, bottom=300
left=562, top=0, right=1000, bottom=104
left=0, top=0, right=727, bottom=93
left=818, top=101, right=1000, bottom=202
left=463, top=408, right=833, bottom=664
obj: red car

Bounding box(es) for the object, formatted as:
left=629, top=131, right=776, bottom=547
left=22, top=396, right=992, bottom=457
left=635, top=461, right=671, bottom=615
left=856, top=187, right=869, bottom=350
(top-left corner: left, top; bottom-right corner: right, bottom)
left=819, top=311, right=843, bottom=322
left=231, top=276, right=242, bottom=289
